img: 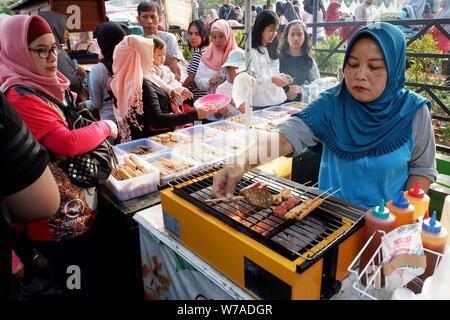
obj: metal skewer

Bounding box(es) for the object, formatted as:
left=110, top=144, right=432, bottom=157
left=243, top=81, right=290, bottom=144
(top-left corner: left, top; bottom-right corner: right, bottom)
left=205, top=196, right=244, bottom=203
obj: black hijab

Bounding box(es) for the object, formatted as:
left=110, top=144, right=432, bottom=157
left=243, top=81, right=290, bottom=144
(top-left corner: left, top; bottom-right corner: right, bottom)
left=304, top=0, right=326, bottom=16
left=94, top=22, right=126, bottom=75
left=38, top=11, right=81, bottom=92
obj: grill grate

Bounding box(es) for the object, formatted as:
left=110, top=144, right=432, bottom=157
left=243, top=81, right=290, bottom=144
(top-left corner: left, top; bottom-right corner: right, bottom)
left=169, top=163, right=365, bottom=262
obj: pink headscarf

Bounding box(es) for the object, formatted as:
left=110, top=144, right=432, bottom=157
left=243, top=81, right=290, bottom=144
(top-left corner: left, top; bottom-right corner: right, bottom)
left=201, top=19, right=237, bottom=71
left=0, top=15, right=70, bottom=104
left=110, top=35, right=163, bottom=142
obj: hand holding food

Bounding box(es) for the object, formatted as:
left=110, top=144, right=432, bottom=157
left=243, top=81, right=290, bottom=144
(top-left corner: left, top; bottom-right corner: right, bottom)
left=281, top=73, right=294, bottom=85
left=209, top=75, right=225, bottom=86
left=272, top=75, right=291, bottom=88
left=196, top=106, right=215, bottom=119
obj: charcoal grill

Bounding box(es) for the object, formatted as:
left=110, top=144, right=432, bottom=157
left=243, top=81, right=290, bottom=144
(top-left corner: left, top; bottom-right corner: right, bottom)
left=160, top=163, right=366, bottom=299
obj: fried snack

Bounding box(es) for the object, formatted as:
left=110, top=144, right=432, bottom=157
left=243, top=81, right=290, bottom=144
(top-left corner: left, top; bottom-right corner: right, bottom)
left=111, top=155, right=153, bottom=181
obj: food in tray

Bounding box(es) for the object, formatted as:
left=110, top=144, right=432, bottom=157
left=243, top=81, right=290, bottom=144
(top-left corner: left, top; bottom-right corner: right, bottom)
left=282, top=102, right=306, bottom=109
left=254, top=121, right=278, bottom=131
left=111, top=154, right=152, bottom=180
left=204, top=101, right=224, bottom=112
left=179, top=144, right=226, bottom=163
left=259, top=111, right=294, bottom=121
left=211, top=124, right=242, bottom=132
left=151, top=157, right=194, bottom=176
left=226, top=115, right=260, bottom=125
left=126, top=145, right=154, bottom=155
left=183, top=130, right=220, bottom=143
left=227, top=115, right=278, bottom=131
left=239, top=182, right=272, bottom=209
left=151, top=132, right=183, bottom=147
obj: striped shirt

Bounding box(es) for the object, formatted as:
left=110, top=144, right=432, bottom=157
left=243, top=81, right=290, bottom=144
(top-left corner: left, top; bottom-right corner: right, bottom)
left=187, top=47, right=208, bottom=101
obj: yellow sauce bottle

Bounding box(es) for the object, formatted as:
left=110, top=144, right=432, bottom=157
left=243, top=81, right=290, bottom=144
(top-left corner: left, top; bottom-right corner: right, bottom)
left=404, top=182, right=430, bottom=220
left=386, top=194, right=415, bottom=228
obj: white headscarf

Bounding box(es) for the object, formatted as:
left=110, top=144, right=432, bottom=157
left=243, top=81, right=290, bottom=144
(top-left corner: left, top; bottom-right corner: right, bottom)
left=436, top=0, right=450, bottom=33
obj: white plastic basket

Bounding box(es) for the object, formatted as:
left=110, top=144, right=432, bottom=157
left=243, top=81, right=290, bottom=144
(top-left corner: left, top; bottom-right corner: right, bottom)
left=104, top=155, right=160, bottom=201
left=347, top=230, right=444, bottom=300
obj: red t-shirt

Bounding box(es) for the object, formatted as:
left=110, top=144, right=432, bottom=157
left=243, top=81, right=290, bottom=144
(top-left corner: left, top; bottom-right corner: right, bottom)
left=6, top=88, right=111, bottom=241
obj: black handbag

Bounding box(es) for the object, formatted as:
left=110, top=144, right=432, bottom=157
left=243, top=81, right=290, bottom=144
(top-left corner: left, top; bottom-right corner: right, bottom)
left=5, top=85, right=116, bottom=188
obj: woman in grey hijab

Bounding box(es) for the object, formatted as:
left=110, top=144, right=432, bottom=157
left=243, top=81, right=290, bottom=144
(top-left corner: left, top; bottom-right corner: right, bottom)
left=405, top=0, right=427, bottom=19
left=38, top=11, right=85, bottom=99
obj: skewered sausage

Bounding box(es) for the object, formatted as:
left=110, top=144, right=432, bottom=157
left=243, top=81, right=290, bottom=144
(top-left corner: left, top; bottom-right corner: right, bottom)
left=273, top=203, right=288, bottom=217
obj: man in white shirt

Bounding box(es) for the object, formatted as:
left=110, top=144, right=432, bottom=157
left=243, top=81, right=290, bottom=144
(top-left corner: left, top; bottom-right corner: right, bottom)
left=137, top=1, right=183, bottom=80
left=355, top=0, right=377, bottom=20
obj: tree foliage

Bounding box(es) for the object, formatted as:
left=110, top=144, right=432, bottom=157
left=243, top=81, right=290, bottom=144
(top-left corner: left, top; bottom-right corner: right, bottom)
left=0, top=1, right=18, bottom=15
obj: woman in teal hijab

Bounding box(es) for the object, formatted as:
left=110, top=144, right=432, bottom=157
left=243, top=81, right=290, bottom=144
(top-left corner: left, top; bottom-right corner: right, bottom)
left=212, top=22, right=437, bottom=209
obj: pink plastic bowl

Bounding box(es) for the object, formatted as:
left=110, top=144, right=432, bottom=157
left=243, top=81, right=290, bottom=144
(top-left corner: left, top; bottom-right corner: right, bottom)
left=194, top=93, right=232, bottom=112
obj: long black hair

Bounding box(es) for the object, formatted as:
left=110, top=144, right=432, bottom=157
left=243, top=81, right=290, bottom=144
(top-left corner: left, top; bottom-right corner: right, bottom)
left=251, top=10, right=279, bottom=60
left=187, top=20, right=210, bottom=50
left=279, top=20, right=314, bottom=61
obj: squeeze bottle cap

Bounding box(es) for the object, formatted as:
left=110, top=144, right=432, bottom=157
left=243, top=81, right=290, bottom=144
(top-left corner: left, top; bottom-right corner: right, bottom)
left=422, top=211, right=442, bottom=233
left=393, top=194, right=410, bottom=209
left=408, top=182, right=425, bottom=199
left=373, top=199, right=391, bottom=219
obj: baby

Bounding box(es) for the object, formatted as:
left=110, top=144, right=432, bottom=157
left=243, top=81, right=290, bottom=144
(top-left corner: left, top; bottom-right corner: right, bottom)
left=152, top=37, right=192, bottom=103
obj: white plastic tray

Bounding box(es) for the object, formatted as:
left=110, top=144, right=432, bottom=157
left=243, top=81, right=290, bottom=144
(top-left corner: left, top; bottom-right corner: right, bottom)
left=176, top=125, right=222, bottom=143
left=114, top=138, right=169, bottom=157
left=143, top=151, right=199, bottom=186
left=104, top=155, right=160, bottom=201
left=175, top=142, right=230, bottom=164
left=204, top=120, right=246, bottom=133
left=204, top=136, right=245, bottom=155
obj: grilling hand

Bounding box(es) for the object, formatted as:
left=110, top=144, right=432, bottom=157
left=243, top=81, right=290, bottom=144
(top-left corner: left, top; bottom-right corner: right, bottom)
left=212, top=164, right=245, bottom=198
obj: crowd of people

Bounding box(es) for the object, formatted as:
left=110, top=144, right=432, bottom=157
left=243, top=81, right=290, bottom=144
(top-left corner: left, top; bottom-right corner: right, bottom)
left=0, top=0, right=449, bottom=301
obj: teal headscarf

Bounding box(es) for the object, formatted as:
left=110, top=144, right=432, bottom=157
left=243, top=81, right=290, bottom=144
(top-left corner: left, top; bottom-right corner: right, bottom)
left=294, top=22, right=431, bottom=161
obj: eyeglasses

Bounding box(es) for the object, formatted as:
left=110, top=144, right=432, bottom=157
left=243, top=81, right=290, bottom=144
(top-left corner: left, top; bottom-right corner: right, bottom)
left=28, top=45, right=61, bottom=59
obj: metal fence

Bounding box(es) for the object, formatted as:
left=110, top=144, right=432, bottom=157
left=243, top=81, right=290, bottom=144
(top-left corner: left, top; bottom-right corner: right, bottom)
left=307, top=18, right=450, bottom=153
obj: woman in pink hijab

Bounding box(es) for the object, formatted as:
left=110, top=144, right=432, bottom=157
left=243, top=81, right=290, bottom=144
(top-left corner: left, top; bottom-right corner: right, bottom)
left=194, top=19, right=237, bottom=96
left=0, top=15, right=117, bottom=299
left=110, top=35, right=213, bottom=142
